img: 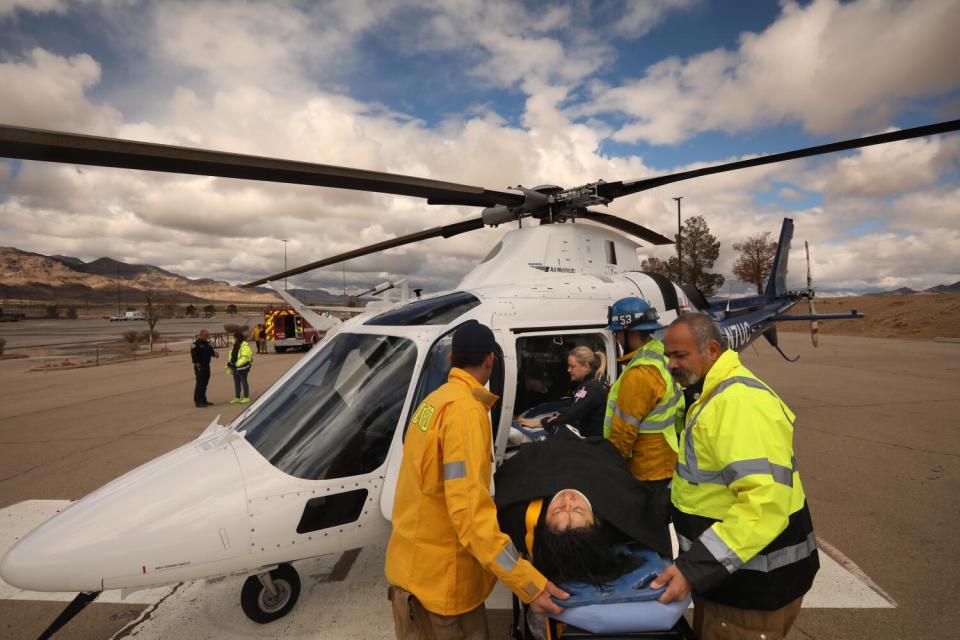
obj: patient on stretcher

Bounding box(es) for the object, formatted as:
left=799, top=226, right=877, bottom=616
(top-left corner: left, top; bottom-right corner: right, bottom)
left=495, top=429, right=689, bottom=635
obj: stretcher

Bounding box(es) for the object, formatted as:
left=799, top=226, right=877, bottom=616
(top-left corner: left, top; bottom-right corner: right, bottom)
left=509, top=548, right=694, bottom=639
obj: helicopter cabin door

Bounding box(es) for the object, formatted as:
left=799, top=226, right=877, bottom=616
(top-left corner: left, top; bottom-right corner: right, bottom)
left=500, top=327, right=615, bottom=456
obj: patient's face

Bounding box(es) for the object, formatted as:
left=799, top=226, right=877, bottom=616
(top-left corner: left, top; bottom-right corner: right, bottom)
left=545, top=489, right=595, bottom=532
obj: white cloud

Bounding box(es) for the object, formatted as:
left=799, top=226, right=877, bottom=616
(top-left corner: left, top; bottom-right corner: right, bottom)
left=613, top=0, right=699, bottom=38
left=822, top=132, right=960, bottom=198
left=0, top=0, right=66, bottom=18
left=0, top=48, right=121, bottom=132
left=584, top=0, right=960, bottom=144
left=0, top=1, right=957, bottom=295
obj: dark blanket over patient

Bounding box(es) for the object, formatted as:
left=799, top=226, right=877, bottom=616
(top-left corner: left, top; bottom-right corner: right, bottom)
left=495, top=433, right=671, bottom=558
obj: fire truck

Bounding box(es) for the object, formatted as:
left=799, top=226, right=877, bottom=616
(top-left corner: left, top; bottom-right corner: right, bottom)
left=263, top=307, right=326, bottom=352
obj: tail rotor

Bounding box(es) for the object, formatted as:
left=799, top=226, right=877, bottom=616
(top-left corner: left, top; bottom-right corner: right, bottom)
left=806, top=241, right=819, bottom=347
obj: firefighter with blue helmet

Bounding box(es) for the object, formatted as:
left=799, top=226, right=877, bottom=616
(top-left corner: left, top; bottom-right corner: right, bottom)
left=604, top=297, right=685, bottom=518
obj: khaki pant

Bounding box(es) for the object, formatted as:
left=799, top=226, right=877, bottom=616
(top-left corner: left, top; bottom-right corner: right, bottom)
left=388, top=586, right=490, bottom=640
left=693, top=595, right=803, bottom=640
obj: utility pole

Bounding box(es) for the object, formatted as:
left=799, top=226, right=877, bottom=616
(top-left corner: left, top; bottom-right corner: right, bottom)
left=116, top=265, right=122, bottom=315
left=281, top=239, right=288, bottom=291
left=672, top=197, right=683, bottom=285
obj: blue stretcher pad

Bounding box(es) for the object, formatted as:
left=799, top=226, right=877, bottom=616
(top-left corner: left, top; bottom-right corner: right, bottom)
left=551, top=549, right=691, bottom=634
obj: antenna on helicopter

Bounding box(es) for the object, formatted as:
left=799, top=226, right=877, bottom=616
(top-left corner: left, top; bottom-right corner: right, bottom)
left=806, top=241, right=819, bottom=348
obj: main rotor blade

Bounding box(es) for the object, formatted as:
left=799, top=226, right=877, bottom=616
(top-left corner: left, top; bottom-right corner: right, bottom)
left=242, top=217, right=485, bottom=287
left=598, top=119, right=960, bottom=201
left=0, top=124, right=525, bottom=208
left=580, top=210, right=674, bottom=245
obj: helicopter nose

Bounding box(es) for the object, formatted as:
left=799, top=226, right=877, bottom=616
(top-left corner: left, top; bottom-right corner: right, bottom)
left=1, top=431, right=248, bottom=593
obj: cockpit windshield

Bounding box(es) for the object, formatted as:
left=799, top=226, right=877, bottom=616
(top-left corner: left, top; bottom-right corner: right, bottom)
left=239, top=333, right=418, bottom=480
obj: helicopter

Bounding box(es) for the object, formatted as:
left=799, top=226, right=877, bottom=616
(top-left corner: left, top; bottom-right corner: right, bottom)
left=0, top=119, right=958, bottom=639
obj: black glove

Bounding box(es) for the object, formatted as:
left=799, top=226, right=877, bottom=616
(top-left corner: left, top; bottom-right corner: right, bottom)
left=228, top=361, right=236, bottom=369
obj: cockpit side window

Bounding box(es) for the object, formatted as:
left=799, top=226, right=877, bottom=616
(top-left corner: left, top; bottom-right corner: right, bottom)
left=240, top=333, right=417, bottom=480
left=365, top=292, right=481, bottom=326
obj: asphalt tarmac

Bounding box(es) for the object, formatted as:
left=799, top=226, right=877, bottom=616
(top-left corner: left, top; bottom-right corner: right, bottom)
left=0, top=332, right=957, bottom=639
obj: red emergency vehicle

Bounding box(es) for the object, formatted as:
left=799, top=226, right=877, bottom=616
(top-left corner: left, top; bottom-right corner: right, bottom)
left=263, top=307, right=325, bottom=352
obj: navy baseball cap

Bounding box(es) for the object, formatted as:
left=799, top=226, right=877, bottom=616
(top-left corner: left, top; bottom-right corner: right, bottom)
left=452, top=320, right=498, bottom=355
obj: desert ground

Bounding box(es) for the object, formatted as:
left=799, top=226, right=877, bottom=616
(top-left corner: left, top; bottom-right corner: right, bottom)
left=781, top=292, right=960, bottom=341
left=0, top=308, right=957, bottom=639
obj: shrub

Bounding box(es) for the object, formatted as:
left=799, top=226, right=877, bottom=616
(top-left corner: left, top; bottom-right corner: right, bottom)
left=122, top=330, right=140, bottom=343
left=45, top=303, right=60, bottom=319
left=139, top=330, right=160, bottom=343
left=66, top=307, right=78, bottom=319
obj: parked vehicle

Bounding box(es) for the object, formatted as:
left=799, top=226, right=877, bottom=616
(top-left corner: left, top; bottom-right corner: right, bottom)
left=109, top=310, right=145, bottom=321
left=263, top=307, right=325, bottom=352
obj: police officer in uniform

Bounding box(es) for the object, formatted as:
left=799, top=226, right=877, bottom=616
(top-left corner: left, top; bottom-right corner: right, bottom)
left=385, top=320, right=568, bottom=640
left=604, top=298, right=685, bottom=516
left=190, top=329, right=218, bottom=407
left=653, top=313, right=818, bottom=640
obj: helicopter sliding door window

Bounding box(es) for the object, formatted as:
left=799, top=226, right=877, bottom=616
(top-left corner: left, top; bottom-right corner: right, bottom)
left=239, top=333, right=418, bottom=480
left=514, top=332, right=609, bottom=416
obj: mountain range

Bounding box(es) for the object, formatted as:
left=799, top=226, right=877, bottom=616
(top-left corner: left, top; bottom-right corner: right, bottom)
left=3, top=246, right=956, bottom=306
left=865, top=282, right=960, bottom=296
left=0, top=247, right=282, bottom=305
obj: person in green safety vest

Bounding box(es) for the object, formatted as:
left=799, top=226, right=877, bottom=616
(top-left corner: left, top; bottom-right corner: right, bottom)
left=603, top=297, right=685, bottom=523
left=653, top=313, right=818, bottom=640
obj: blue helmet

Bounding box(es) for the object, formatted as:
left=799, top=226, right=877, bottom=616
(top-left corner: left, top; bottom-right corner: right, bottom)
left=608, top=297, right=665, bottom=332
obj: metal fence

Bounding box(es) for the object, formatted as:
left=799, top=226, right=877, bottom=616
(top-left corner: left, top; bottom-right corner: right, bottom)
left=37, top=340, right=173, bottom=371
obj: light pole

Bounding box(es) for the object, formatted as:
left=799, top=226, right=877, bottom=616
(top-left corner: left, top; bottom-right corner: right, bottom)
left=116, top=265, right=122, bottom=315
left=672, top=197, right=683, bottom=286
left=281, top=239, right=288, bottom=290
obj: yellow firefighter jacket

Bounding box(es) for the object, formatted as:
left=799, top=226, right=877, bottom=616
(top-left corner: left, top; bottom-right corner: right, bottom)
left=385, top=368, right=547, bottom=615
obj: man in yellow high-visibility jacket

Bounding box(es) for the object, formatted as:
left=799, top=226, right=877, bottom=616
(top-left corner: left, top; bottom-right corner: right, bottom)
left=653, top=313, right=818, bottom=640
left=386, top=320, right=568, bottom=640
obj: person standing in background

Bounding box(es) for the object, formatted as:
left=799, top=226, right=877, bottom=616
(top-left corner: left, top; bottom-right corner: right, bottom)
left=190, top=329, right=218, bottom=407
left=227, top=329, right=253, bottom=404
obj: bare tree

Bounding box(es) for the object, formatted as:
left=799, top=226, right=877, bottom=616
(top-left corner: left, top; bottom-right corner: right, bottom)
left=142, top=288, right=167, bottom=351
left=732, top=232, right=778, bottom=295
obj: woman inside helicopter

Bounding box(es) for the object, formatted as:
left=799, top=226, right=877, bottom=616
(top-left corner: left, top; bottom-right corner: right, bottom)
left=514, top=346, right=608, bottom=438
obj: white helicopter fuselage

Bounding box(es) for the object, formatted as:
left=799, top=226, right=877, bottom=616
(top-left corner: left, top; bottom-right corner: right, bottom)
left=1, top=222, right=689, bottom=596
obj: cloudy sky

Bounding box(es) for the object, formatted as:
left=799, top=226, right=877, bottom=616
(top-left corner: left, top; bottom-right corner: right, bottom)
left=1, top=0, right=958, bottom=295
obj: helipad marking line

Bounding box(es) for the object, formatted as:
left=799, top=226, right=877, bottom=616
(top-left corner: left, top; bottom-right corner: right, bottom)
left=816, top=535, right=897, bottom=607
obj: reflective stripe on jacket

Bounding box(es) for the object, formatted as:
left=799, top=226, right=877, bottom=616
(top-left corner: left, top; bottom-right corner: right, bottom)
left=386, top=368, right=547, bottom=615
left=604, top=339, right=685, bottom=480
left=672, top=349, right=818, bottom=610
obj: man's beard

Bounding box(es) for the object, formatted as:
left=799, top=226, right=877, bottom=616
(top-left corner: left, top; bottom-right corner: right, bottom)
left=670, top=367, right=700, bottom=387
